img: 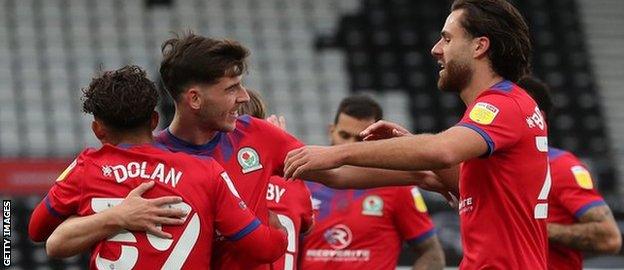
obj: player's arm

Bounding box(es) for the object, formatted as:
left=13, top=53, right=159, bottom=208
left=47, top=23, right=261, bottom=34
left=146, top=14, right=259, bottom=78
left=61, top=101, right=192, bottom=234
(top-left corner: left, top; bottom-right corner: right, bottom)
left=411, top=236, right=445, bottom=270
left=45, top=182, right=186, bottom=258
left=548, top=205, right=621, bottom=254
left=285, top=126, right=486, bottom=190
left=212, top=170, right=287, bottom=263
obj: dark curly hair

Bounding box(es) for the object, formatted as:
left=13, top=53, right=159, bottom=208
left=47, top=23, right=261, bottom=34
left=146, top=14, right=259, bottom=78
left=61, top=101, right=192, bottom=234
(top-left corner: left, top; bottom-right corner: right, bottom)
left=160, top=31, right=250, bottom=101
left=82, top=65, right=158, bottom=131
left=451, top=0, right=532, bottom=82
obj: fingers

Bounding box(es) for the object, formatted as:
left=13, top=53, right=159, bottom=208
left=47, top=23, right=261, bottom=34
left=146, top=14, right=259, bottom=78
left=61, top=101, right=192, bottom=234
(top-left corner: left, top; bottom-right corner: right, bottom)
left=146, top=225, right=173, bottom=239
left=284, top=147, right=305, bottom=175
left=154, top=207, right=187, bottom=218
left=360, top=121, right=386, bottom=138
left=153, top=217, right=186, bottom=226
left=150, top=196, right=183, bottom=206
left=128, top=181, right=155, bottom=197
left=278, top=116, right=287, bottom=130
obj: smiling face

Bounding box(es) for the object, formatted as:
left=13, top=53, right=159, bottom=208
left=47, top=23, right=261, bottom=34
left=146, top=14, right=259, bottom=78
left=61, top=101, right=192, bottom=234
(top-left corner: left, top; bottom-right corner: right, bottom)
left=194, top=75, right=250, bottom=132
left=329, top=113, right=376, bottom=146
left=431, top=10, right=475, bottom=93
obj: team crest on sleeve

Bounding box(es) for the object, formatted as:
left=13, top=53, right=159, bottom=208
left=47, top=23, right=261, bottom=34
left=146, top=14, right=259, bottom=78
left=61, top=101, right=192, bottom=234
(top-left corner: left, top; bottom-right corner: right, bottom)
left=362, top=195, right=384, bottom=216
left=56, top=158, right=77, bottom=182
left=410, top=187, right=428, bottom=213
left=237, top=147, right=263, bottom=174
left=571, top=165, right=593, bottom=189
left=469, top=102, right=500, bottom=125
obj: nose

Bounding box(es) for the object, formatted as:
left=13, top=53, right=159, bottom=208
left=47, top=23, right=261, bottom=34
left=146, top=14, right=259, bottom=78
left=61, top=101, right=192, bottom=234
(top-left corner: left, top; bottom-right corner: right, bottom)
left=238, top=87, right=250, bottom=103
left=431, top=39, right=443, bottom=59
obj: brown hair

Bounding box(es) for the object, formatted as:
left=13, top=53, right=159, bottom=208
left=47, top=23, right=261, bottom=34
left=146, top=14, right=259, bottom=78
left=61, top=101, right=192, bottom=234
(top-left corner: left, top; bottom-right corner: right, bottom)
left=334, top=94, right=383, bottom=124
left=82, top=65, right=158, bottom=131
left=451, top=0, right=532, bottom=82
left=159, top=31, right=250, bottom=101
left=238, top=88, right=268, bottom=118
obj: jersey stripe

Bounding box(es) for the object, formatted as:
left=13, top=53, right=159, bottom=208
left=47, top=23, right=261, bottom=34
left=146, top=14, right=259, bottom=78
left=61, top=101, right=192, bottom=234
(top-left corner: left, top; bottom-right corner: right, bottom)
left=573, top=200, right=606, bottom=219
left=227, top=219, right=261, bottom=241
left=456, top=123, right=496, bottom=156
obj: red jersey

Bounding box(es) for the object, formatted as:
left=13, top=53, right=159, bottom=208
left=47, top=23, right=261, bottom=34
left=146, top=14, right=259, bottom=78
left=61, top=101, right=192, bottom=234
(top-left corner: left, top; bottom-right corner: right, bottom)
left=301, top=182, right=435, bottom=270
left=547, top=147, right=605, bottom=270
left=456, top=80, right=549, bottom=269
left=43, top=144, right=260, bottom=269
left=155, top=115, right=304, bottom=269
left=266, top=176, right=314, bottom=270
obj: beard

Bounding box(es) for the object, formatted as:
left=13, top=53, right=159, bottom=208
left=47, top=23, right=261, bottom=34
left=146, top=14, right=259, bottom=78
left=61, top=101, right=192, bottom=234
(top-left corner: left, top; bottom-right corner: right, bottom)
left=437, top=59, right=473, bottom=93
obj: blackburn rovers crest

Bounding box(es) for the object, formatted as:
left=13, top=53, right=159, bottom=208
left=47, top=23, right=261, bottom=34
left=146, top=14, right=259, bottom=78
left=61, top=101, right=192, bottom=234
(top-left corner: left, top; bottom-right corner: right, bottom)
left=237, top=147, right=263, bottom=174
left=362, top=195, right=384, bottom=216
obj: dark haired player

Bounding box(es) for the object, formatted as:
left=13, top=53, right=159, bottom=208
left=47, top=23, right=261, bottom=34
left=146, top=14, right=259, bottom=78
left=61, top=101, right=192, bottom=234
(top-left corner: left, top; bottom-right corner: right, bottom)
left=517, top=76, right=621, bottom=270
left=28, top=65, right=287, bottom=269
left=284, top=0, right=551, bottom=269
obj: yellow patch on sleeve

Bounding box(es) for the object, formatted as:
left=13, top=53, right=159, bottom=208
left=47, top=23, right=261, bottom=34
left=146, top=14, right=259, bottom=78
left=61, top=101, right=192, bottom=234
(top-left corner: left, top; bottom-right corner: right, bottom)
left=411, top=187, right=428, bottom=213
left=468, top=102, right=500, bottom=125
left=56, top=159, right=77, bottom=182
left=571, top=165, right=593, bottom=189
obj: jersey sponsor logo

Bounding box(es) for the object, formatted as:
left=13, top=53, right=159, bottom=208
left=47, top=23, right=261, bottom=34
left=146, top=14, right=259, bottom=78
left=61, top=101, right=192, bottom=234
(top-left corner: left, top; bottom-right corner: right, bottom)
left=469, top=102, right=499, bottom=125
left=361, top=195, right=383, bottom=216
left=571, top=165, right=593, bottom=189
left=458, top=196, right=474, bottom=215
left=237, top=147, right=263, bottom=174
left=56, top=159, right=77, bottom=182
left=410, top=187, right=428, bottom=213
left=102, top=162, right=183, bottom=188
left=323, top=224, right=352, bottom=250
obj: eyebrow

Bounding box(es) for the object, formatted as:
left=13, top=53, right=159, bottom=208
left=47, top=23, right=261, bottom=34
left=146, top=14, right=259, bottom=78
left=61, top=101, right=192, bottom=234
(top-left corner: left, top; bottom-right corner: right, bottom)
left=441, top=31, right=451, bottom=38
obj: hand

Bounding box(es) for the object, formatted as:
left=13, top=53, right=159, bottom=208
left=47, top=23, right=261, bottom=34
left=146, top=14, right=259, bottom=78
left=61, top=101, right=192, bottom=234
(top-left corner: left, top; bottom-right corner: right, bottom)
left=109, top=181, right=187, bottom=238
left=266, top=115, right=287, bottom=131
left=360, top=120, right=412, bottom=141
left=284, top=146, right=343, bottom=179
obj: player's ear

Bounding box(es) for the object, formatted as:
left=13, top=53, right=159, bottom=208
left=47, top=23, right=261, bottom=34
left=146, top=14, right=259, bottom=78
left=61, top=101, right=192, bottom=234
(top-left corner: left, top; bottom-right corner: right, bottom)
left=91, top=120, right=107, bottom=142
left=473, top=36, right=490, bottom=59
left=328, top=124, right=336, bottom=138
left=186, top=87, right=202, bottom=110
left=150, top=111, right=159, bottom=131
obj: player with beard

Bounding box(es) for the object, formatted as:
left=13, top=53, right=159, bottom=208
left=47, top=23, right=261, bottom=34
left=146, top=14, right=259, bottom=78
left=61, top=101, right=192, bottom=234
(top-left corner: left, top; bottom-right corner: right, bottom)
left=517, top=76, right=621, bottom=270
left=284, top=0, right=550, bottom=269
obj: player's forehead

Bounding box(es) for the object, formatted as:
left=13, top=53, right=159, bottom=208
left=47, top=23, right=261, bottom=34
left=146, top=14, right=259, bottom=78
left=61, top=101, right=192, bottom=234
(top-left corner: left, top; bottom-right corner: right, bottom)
left=441, top=9, right=467, bottom=39
left=335, top=113, right=375, bottom=133
left=214, top=75, right=243, bottom=88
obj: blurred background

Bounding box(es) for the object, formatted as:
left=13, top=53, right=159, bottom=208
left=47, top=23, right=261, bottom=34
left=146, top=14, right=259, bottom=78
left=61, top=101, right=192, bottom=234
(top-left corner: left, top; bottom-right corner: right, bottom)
left=1, top=0, right=623, bottom=268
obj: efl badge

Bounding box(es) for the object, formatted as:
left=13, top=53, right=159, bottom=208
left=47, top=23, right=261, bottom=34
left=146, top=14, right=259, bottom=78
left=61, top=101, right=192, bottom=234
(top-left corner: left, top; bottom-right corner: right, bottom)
left=362, top=195, right=384, bottom=216
left=56, top=159, right=77, bottom=182
left=411, top=187, right=428, bottom=213
left=469, top=102, right=499, bottom=125
left=571, top=165, right=593, bottom=189
left=237, top=147, right=263, bottom=174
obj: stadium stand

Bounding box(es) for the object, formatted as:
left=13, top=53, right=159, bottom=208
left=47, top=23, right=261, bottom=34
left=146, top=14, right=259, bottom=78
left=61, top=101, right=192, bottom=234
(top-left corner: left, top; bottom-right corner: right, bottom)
left=0, top=0, right=622, bottom=268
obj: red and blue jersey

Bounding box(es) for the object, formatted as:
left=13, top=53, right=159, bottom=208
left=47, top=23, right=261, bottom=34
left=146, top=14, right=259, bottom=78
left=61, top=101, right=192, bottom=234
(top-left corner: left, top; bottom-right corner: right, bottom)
left=42, top=143, right=259, bottom=269
left=155, top=115, right=304, bottom=269
left=301, top=182, right=435, bottom=270
left=266, top=176, right=314, bottom=270
left=547, top=147, right=605, bottom=270
left=456, top=80, right=549, bottom=269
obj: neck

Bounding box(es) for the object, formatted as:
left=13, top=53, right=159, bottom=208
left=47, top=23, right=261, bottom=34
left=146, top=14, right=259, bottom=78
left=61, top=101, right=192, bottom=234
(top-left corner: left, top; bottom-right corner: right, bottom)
left=108, top=132, right=153, bottom=145
left=459, top=67, right=504, bottom=105
left=169, top=111, right=218, bottom=145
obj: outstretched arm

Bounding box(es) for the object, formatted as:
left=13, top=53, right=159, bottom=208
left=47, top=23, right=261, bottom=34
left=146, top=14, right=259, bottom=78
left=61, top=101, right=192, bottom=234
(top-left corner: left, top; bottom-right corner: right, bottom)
left=548, top=205, right=621, bottom=254
left=411, top=236, right=445, bottom=270
left=46, top=182, right=186, bottom=258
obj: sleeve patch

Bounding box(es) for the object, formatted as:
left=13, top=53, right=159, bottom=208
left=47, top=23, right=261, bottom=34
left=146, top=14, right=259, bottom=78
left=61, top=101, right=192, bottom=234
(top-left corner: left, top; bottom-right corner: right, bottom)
left=571, top=166, right=593, bottom=189
left=56, top=158, right=77, bottom=182
left=469, top=102, right=500, bottom=125
left=410, top=187, right=428, bottom=213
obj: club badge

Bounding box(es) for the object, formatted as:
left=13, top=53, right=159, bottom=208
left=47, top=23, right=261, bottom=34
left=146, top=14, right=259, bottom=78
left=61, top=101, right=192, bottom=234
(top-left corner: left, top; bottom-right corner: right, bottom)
left=362, top=195, right=384, bottom=216
left=237, top=147, right=263, bottom=174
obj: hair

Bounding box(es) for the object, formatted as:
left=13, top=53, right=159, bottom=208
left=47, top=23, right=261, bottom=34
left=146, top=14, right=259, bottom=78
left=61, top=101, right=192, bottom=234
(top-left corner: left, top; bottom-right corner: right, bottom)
left=451, top=0, right=532, bottom=82
left=159, top=31, right=250, bottom=101
left=334, top=94, right=383, bottom=124
left=82, top=65, right=158, bottom=131
left=238, top=88, right=268, bottom=118
left=516, top=76, right=554, bottom=122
